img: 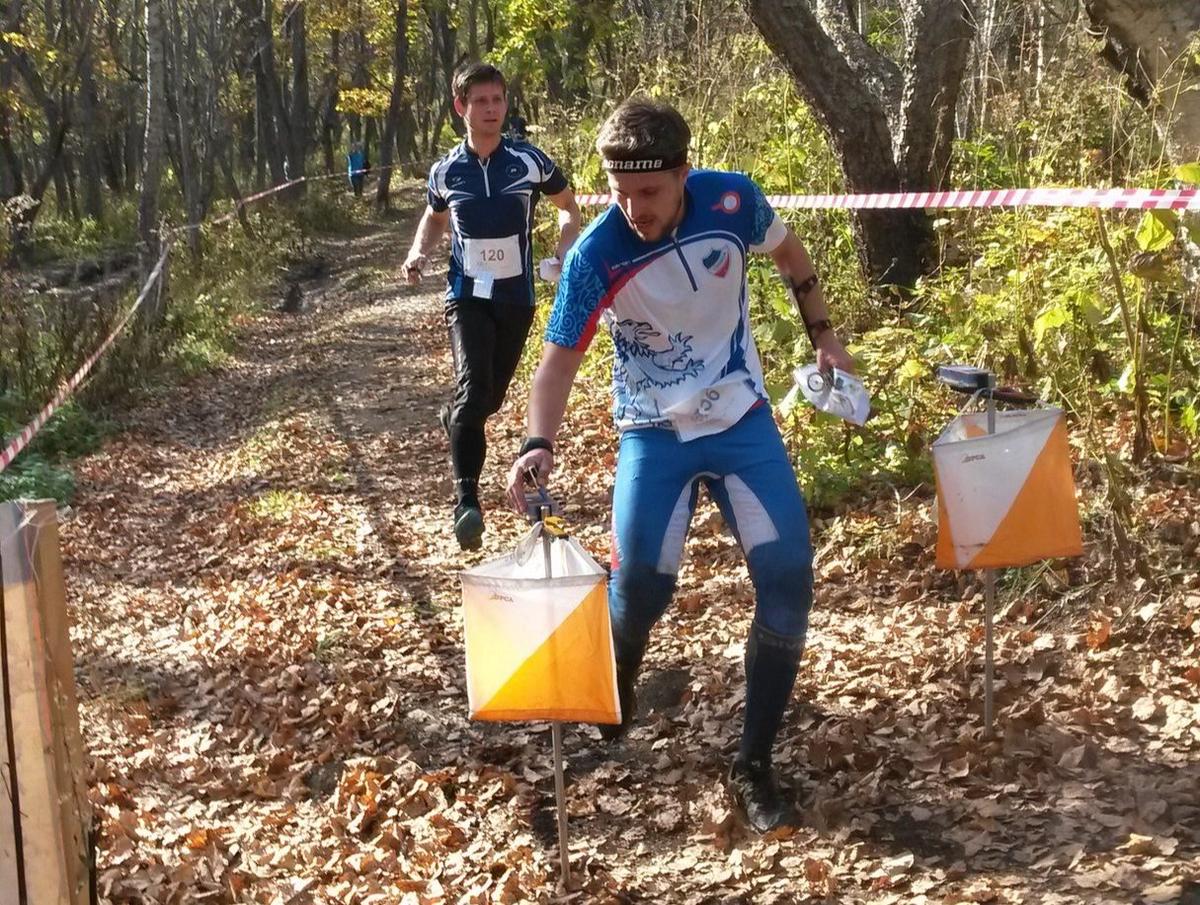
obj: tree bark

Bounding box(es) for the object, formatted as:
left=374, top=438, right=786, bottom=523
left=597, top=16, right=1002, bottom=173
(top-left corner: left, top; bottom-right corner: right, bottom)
left=0, top=56, right=23, bottom=197
left=746, top=0, right=974, bottom=290
left=285, top=0, right=308, bottom=194
left=248, top=0, right=288, bottom=185
left=321, top=28, right=341, bottom=174
left=126, top=0, right=144, bottom=191
left=1085, top=0, right=1200, bottom=163
left=139, top=0, right=167, bottom=319
left=166, top=0, right=202, bottom=256
left=376, top=0, right=411, bottom=212
left=78, top=40, right=105, bottom=222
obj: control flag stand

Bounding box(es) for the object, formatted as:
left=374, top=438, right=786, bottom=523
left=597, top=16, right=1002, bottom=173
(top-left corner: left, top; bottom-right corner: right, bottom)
left=936, top=366, right=1000, bottom=736
left=934, top=365, right=1083, bottom=739
left=460, top=481, right=621, bottom=895
left=532, top=492, right=572, bottom=891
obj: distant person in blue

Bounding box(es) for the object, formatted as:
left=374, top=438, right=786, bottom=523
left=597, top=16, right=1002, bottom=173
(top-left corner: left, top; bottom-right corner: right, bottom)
left=504, top=98, right=854, bottom=832
left=403, top=63, right=580, bottom=550
left=347, top=141, right=367, bottom=197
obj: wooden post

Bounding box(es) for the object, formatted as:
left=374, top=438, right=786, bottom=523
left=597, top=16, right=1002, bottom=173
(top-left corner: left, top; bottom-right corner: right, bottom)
left=0, top=501, right=92, bottom=904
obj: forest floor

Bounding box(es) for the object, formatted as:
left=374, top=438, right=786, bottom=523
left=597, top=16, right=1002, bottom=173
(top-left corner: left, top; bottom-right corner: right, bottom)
left=63, top=187, right=1200, bottom=904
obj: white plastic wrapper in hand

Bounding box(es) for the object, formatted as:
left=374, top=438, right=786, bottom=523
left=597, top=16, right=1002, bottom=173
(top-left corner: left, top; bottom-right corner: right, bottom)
left=792, top=364, right=870, bottom=425
left=538, top=257, right=562, bottom=282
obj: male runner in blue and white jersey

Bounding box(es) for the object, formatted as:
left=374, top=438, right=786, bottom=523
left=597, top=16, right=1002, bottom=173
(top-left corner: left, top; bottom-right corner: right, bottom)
left=404, top=62, right=580, bottom=550
left=504, top=98, right=853, bottom=832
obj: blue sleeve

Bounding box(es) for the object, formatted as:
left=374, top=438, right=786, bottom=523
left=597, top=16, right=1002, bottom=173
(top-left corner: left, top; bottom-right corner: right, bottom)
left=545, top=247, right=608, bottom=351
left=426, top=163, right=448, bottom=212
left=529, top=144, right=569, bottom=195
left=744, top=176, right=777, bottom=248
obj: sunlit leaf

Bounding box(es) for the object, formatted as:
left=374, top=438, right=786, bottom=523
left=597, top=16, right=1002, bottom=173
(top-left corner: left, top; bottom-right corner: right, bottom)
left=1033, top=303, right=1069, bottom=343
left=1174, top=162, right=1200, bottom=185
left=1134, top=211, right=1176, bottom=252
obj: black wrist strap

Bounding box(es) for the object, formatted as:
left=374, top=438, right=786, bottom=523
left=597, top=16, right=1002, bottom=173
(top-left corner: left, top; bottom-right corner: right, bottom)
left=805, top=318, right=833, bottom=348
left=519, top=436, right=554, bottom=457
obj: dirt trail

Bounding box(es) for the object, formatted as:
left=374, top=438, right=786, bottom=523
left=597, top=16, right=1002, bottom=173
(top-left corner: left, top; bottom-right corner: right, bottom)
left=64, top=188, right=1198, bottom=903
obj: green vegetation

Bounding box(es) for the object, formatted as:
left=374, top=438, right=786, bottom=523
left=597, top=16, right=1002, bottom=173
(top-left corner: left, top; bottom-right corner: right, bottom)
left=526, top=42, right=1199, bottom=524
left=0, top=184, right=365, bottom=503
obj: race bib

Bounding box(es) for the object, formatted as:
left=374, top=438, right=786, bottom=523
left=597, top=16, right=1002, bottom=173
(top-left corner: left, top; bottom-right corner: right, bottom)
left=663, top=378, right=760, bottom=442
left=463, top=235, right=523, bottom=280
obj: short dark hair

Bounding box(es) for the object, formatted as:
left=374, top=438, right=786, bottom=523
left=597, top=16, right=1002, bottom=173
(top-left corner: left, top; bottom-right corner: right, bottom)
left=452, top=62, right=507, bottom=103
left=596, top=98, right=690, bottom=164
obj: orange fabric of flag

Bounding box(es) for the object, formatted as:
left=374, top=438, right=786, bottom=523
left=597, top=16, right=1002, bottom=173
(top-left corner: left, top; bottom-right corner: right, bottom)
left=933, top=407, right=1083, bottom=570
left=461, top=524, right=620, bottom=724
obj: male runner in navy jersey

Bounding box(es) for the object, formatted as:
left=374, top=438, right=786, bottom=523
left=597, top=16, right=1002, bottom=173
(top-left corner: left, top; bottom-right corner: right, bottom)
left=504, top=98, right=853, bottom=832
left=404, top=62, right=580, bottom=550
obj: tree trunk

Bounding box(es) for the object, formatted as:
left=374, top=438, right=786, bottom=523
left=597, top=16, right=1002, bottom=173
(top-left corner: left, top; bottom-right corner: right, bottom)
left=139, top=0, right=167, bottom=320
left=52, top=156, right=71, bottom=215
left=285, top=0, right=308, bottom=195
left=321, top=28, right=341, bottom=174
left=467, top=0, right=480, bottom=59
left=745, top=0, right=974, bottom=290
left=0, top=56, right=23, bottom=197
left=78, top=45, right=105, bottom=222
left=249, top=0, right=288, bottom=185
left=219, top=133, right=255, bottom=237
left=376, top=0, right=411, bottom=212
left=166, top=0, right=202, bottom=257
left=1085, top=0, right=1200, bottom=163
left=126, top=0, right=144, bottom=191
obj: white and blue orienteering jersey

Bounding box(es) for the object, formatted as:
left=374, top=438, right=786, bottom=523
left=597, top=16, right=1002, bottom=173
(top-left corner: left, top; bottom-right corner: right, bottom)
left=427, top=138, right=569, bottom=306
left=545, top=169, right=788, bottom=433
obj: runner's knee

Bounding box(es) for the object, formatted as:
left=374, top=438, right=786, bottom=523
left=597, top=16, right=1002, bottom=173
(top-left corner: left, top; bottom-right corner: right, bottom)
left=447, top=388, right=492, bottom=427
left=748, top=542, right=813, bottom=639
left=610, top=560, right=676, bottom=640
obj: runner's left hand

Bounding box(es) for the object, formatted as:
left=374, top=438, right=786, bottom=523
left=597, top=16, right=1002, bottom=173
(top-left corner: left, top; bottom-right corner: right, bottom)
left=816, top=330, right=854, bottom=375
left=506, top=449, right=553, bottom=515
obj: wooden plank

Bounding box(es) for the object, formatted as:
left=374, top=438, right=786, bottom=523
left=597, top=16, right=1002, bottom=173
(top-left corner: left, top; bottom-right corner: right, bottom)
left=0, top=500, right=92, bottom=905
left=3, top=502, right=71, bottom=904
left=0, top=503, right=28, bottom=902
left=27, top=502, right=91, bottom=905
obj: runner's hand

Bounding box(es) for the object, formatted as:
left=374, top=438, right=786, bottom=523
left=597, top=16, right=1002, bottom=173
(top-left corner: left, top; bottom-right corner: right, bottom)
left=403, top=252, right=427, bottom=285
left=815, top=330, right=855, bottom=375
left=506, top=449, right=554, bottom=515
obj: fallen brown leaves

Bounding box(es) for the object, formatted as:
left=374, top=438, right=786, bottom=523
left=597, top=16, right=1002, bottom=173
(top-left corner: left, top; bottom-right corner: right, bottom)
left=61, top=198, right=1200, bottom=903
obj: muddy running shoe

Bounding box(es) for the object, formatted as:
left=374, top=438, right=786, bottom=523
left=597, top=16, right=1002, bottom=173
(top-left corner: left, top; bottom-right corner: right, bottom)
left=727, top=758, right=798, bottom=833
left=453, top=500, right=484, bottom=550
left=597, top=662, right=637, bottom=741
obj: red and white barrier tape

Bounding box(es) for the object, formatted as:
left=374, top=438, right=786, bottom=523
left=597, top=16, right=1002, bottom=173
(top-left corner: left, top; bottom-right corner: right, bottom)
left=10, top=176, right=1189, bottom=474
left=0, top=243, right=172, bottom=474
left=575, top=186, right=1200, bottom=211
left=182, top=163, right=415, bottom=233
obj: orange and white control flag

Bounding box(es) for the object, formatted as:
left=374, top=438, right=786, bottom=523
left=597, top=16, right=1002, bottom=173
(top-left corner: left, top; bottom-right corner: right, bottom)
left=934, top=407, right=1083, bottom=570
left=461, top=526, right=620, bottom=724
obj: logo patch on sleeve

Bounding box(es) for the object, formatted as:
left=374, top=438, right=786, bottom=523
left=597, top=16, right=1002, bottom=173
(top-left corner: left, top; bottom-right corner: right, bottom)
left=713, top=191, right=741, bottom=214
left=702, top=246, right=731, bottom=278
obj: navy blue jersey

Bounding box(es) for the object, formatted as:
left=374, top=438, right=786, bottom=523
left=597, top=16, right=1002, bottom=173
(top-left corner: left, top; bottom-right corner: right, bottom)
left=427, top=138, right=569, bottom=305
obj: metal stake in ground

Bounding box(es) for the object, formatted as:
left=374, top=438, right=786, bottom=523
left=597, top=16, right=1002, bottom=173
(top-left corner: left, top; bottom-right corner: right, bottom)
left=528, top=478, right=571, bottom=890
left=935, top=365, right=1000, bottom=739
left=543, top=519, right=570, bottom=889
left=982, top=374, right=997, bottom=739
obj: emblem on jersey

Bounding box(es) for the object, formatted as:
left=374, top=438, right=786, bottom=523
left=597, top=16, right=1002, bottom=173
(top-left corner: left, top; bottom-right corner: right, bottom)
left=505, top=162, right=524, bottom=179
left=448, top=174, right=466, bottom=189
left=613, top=319, right=703, bottom=389
left=702, top=246, right=731, bottom=278
left=713, top=191, right=741, bottom=214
